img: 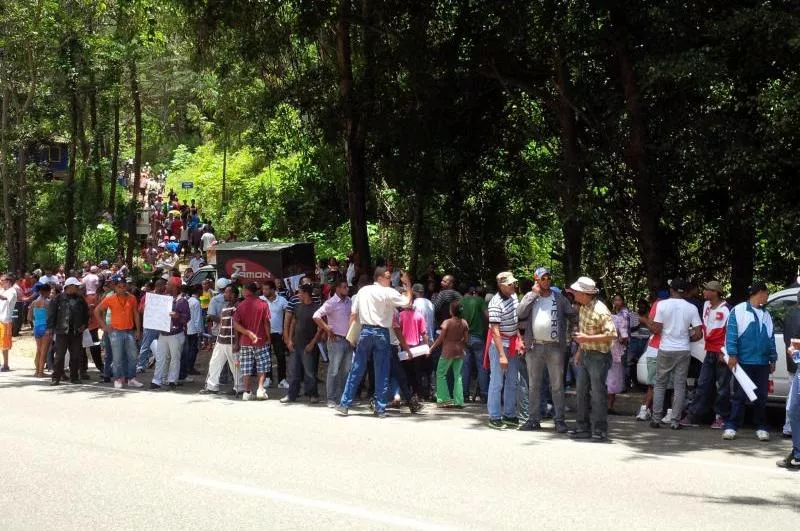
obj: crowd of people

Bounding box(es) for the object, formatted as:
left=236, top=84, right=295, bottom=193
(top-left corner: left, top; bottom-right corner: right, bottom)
left=0, top=253, right=797, bottom=471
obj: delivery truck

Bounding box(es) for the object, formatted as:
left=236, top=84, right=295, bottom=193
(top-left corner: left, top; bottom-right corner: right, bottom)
left=187, top=241, right=315, bottom=287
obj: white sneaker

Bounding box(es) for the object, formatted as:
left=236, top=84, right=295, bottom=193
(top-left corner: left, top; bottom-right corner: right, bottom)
left=256, top=388, right=268, bottom=400
left=242, top=392, right=253, bottom=401
left=265, top=378, right=271, bottom=388
left=114, top=379, right=123, bottom=389
left=756, top=429, right=770, bottom=442
left=128, top=378, right=144, bottom=388
left=635, top=405, right=652, bottom=421
left=182, top=376, right=194, bottom=383
left=722, top=429, right=737, bottom=440
left=660, top=408, right=673, bottom=424
left=278, top=379, right=289, bottom=389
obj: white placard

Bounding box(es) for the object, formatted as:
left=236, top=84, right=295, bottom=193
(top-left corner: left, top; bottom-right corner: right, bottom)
left=398, top=344, right=430, bottom=361
left=721, top=348, right=758, bottom=402
left=143, top=292, right=174, bottom=332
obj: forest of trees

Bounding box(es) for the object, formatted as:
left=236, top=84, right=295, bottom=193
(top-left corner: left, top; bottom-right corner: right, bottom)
left=0, top=1, right=798, bottom=302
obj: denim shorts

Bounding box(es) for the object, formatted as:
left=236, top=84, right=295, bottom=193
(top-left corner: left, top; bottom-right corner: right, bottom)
left=239, top=345, right=270, bottom=375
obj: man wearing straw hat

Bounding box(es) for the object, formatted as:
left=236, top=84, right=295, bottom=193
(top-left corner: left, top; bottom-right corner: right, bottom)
left=568, top=276, right=617, bottom=441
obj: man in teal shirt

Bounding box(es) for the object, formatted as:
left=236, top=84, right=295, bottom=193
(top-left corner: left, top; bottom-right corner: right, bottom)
left=461, top=286, right=489, bottom=402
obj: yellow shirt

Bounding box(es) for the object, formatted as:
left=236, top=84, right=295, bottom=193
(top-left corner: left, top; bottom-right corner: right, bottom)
left=578, top=299, right=615, bottom=353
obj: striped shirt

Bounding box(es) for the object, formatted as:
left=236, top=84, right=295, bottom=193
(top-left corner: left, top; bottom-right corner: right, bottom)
left=488, top=293, right=519, bottom=336
left=218, top=304, right=236, bottom=345
left=578, top=298, right=615, bottom=353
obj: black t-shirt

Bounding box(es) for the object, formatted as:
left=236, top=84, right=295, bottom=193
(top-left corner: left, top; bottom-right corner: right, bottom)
left=293, top=302, right=321, bottom=348
left=434, top=289, right=462, bottom=327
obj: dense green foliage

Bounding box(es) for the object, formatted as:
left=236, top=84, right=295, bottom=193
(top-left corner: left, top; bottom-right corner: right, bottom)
left=1, top=1, right=799, bottom=302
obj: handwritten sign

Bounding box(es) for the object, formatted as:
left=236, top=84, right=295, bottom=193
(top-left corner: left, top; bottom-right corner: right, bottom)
left=143, top=292, right=174, bottom=332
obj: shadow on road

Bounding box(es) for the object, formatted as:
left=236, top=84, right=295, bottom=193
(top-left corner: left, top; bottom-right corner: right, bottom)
left=662, top=491, right=800, bottom=512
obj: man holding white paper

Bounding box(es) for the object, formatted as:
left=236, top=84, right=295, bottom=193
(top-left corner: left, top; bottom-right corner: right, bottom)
left=723, top=281, right=777, bottom=441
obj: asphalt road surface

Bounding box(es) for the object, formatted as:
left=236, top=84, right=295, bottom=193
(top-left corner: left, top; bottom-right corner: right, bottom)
left=0, top=336, right=797, bottom=530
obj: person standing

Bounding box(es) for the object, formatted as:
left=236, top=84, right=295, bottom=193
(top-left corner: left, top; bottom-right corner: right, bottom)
left=46, top=278, right=89, bottom=385
left=180, top=284, right=203, bottom=380
left=460, top=287, right=489, bottom=402
left=680, top=281, right=731, bottom=428
left=282, top=284, right=322, bottom=403
left=150, top=282, right=189, bottom=390
left=95, top=276, right=143, bottom=389
left=261, top=280, right=289, bottom=389
left=649, top=278, right=703, bottom=430
left=723, top=281, right=777, bottom=441
left=607, top=295, right=630, bottom=415
left=778, top=338, right=800, bottom=469
left=430, top=301, right=468, bottom=407
left=336, top=267, right=412, bottom=418
left=517, top=267, right=576, bottom=433
left=136, top=279, right=167, bottom=373
left=312, top=278, right=353, bottom=407
left=781, top=293, right=800, bottom=439
left=233, top=282, right=272, bottom=401
left=569, top=276, right=618, bottom=440
left=0, top=275, right=18, bottom=371
left=486, top=272, right=523, bottom=430
left=398, top=301, right=429, bottom=401
left=28, top=284, right=52, bottom=377
left=200, top=286, right=242, bottom=395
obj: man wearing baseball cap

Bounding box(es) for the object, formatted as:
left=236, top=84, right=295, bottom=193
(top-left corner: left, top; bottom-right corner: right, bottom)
left=649, top=278, right=703, bottom=430
left=485, top=271, right=523, bottom=429
left=569, top=276, right=617, bottom=440
left=517, top=267, right=576, bottom=433
left=47, top=277, right=90, bottom=385
left=681, top=281, right=731, bottom=428
left=723, top=281, right=777, bottom=441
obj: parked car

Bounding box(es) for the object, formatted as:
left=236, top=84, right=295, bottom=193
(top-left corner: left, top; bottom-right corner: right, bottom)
left=636, top=288, right=797, bottom=402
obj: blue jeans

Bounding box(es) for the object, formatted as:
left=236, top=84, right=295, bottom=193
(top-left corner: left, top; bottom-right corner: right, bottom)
left=789, top=374, right=800, bottom=459
left=461, top=335, right=489, bottom=401
left=288, top=345, right=319, bottom=400
left=326, top=336, right=353, bottom=403
left=137, top=328, right=159, bottom=370
left=487, top=342, right=519, bottom=420
left=180, top=333, right=199, bottom=380
left=109, top=330, right=138, bottom=380
left=517, top=358, right=552, bottom=422
left=725, top=363, right=770, bottom=431
left=103, top=333, right=113, bottom=378
left=687, top=352, right=731, bottom=420
left=340, top=326, right=391, bottom=413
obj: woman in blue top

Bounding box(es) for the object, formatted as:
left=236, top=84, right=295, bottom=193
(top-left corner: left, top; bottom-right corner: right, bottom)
left=27, top=283, right=52, bottom=377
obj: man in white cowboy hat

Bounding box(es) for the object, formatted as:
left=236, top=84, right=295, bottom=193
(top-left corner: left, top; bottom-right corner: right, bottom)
left=568, top=276, right=617, bottom=441
left=486, top=271, right=524, bottom=430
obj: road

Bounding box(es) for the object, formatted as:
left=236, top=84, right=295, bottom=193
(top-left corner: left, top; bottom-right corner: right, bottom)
left=0, top=336, right=797, bottom=530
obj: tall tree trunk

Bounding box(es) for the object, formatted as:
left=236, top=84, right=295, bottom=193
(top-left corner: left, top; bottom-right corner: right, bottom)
left=221, top=128, right=228, bottom=204
left=126, top=57, right=142, bottom=267
left=108, top=94, right=119, bottom=215
left=408, top=189, right=424, bottom=280
left=89, top=78, right=103, bottom=213
left=610, top=7, right=664, bottom=293
left=728, top=177, right=755, bottom=304
left=16, top=148, right=27, bottom=271
left=336, top=0, right=371, bottom=274
left=553, top=39, right=584, bottom=283
left=65, top=39, right=79, bottom=271
left=0, top=83, right=18, bottom=272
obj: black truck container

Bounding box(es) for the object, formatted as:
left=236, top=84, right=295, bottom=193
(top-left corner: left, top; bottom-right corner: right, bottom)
left=188, top=241, right=315, bottom=286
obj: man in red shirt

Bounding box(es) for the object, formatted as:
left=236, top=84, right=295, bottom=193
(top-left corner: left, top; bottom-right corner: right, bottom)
left=170, top=216, right=183, bottom=238
left=234, top=282, right=272, bottom=401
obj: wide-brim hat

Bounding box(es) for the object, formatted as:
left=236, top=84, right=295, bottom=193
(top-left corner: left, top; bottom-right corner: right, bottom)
left=570, top=276, right=599, bottom=294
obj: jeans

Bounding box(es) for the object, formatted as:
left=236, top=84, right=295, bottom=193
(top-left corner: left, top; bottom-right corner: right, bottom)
left=526, top=343, right=565, bottom=423
left=204, top=342, right=242, bottom=392
left=687, top=351, right=732, bottom=420
left=137, top=328, right=159, bottom=370
left=109, top=330, right=138, bottom=380
left=461, top=335, right=489, bottom=401
left=789, top=373, right=800, bottom=459
left=785, top=375, right=795, bottom=435
left=153, top=333, right=185, bottom=385
left=390, top=345, right=413, bottom=404
left=326, top=336, right=352, bottom=403
left=725, top=363, right=770, bottom=431
left=103, top=332, right=113, bottom=378
left=180, top=333, right=199, bottom=380
left=340, top=326, right=391, bottom=413
left=652, top=350, right=691, bottom=421
left=53, top=333, right=83, bottom=382
left=288, top=345, right=319, bottom=400
left=576, top=351, right=611, bottom=433
left=271, top=333, right=287, bottom=382
left=487, top=342, right=520, bottom=420
left=436, top=357, right=464, bottom=405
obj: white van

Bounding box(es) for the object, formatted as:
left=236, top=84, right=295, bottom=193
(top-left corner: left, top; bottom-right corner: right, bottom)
left=636, top=288, right=796, bottom=402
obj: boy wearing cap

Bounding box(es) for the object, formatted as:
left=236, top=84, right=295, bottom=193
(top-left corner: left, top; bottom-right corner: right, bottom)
left=569, top=276, right=618, bottom=440
left=724, top=281, right=777, bottom=441
left=681, top=281, right=731, bottom=428
left=517, top=267, right=576, bottom=433
left=486, top=271, right=523, bottom=430
left=649, top=278, right=703, bottom=430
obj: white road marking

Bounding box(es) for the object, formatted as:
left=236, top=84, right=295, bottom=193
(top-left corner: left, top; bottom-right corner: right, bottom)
left=176, top=474, right=459, bottom=530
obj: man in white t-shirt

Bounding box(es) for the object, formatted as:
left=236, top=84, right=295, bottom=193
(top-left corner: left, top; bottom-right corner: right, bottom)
left=200, top=228, right=216, bottom=255
left=649, top=278, right=702, bottom=430
left=261, top=280, right=290, bottom=388
left=81, top=266, right=101, bottom=296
